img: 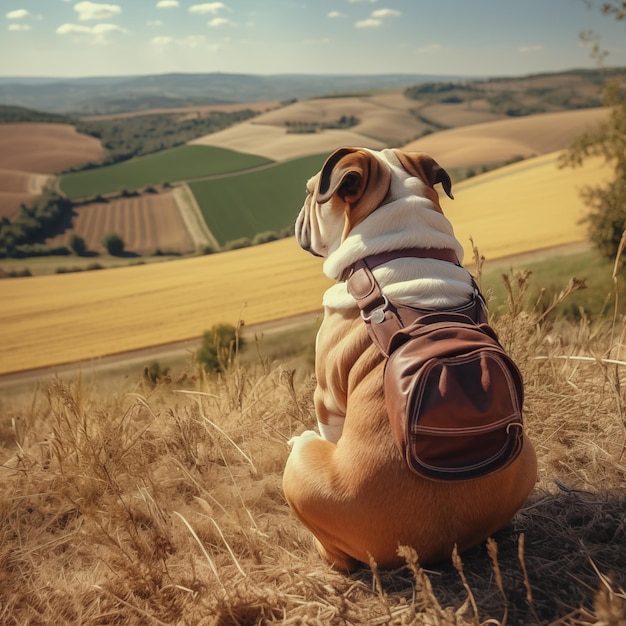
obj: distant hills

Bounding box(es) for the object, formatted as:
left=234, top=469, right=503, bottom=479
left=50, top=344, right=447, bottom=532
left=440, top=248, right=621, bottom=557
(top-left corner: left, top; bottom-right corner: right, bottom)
left=0, top=72, right=467, bottom=115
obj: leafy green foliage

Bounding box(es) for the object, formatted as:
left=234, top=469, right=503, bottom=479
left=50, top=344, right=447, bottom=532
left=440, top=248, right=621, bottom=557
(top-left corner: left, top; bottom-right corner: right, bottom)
left=67, top=233, right=87, bottom=256
left=196, top=323, right=244, bottom=373
left=560, top=15, right=626, bottom=262
left=0, top=193, right=74, bottom=258
left=404, top=69, right=607, bottom=118
left=0, top=105, right=72, bottom=124
left=101, top=233, right=125, bottom=256
left=284, top=115, right=359, bottom=134
left=72, top=109, right=261, bottom=170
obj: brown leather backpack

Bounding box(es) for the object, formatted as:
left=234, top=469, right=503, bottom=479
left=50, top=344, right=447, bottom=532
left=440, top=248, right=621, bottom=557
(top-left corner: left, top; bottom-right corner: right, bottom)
left=346, top=248, right=524, bottom=481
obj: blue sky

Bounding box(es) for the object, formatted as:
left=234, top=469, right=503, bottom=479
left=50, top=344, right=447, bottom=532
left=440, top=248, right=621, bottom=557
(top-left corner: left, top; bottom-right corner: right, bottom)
left=1, top=1, right=625, bottom=78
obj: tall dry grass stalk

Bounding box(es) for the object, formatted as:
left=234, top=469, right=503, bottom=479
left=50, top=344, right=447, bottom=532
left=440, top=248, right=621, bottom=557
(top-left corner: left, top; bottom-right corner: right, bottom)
left=1, top=258, right=626, bottom=624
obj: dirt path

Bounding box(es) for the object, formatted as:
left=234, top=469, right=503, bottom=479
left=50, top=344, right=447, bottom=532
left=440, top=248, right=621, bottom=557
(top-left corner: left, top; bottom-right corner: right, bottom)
left=172, top=183, right=219, bottom=250
left=0, top=243, right=588, bottom=389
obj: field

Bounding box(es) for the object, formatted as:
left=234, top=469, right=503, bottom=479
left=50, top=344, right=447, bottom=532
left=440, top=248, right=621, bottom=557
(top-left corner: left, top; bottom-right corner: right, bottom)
left=403, top=107, right=609, bottom=167
left=0, top=150, right=608, bottom=376
left=192, top=103, right=607, bottom=167
left=190, top=121, right=387, bottom=163
left=0, top=237, right=329, bottom=374
left=442, top=151, right=610, bottom=260
left=0, top=122, right=103, bottom=217
left=45, top=192, right=196, bottom=255
left=59, top=145, right=273, bottom=200
left=188, top=153, right=328, bottom=245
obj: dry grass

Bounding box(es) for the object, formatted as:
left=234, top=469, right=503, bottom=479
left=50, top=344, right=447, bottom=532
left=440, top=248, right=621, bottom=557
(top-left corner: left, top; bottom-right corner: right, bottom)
left=1, top=265, right=625, bottom=624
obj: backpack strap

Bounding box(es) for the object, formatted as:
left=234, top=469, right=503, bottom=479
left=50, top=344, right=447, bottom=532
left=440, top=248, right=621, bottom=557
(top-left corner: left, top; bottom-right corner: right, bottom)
left=346, top=248, right=486, bottom=356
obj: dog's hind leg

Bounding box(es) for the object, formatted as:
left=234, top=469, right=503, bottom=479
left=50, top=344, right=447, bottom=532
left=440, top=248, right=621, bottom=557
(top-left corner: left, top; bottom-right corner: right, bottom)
left=314, top=538, right=360, bottom=572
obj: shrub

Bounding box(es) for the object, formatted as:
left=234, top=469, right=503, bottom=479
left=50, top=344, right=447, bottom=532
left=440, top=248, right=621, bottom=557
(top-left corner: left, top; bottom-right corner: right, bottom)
left=252, top=231, right=279, bottom=246
left=101, top=232, right=125, bottom=256
left=68, top=233, right=88, bottom=256
left=196, top=323, right=244, bottom=373
left=224, top=237, right=252, bottom=251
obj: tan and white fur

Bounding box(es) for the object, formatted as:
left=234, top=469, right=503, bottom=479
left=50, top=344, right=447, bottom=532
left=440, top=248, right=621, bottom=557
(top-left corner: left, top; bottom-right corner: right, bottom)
left=282, top=147, right=537, bottom=571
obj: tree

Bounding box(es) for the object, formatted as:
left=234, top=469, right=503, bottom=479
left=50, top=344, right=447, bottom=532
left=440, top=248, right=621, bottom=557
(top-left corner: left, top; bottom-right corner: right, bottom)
left=101, top=232, right=125, bottom=256
left=560, top=2, right=626, bottom=260
left=67, top=233, right=87, bottom=256
left=196, top=323, right=244, bottom=373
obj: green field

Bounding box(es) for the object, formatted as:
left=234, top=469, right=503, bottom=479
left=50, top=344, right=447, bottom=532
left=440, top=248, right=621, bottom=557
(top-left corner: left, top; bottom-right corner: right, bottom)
left=59, top=145, right=273, bottom=199
left=189, top=153, right=328, bottom=246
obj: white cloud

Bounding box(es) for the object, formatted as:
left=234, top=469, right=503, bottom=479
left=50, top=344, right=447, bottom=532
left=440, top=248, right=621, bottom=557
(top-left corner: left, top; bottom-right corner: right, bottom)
left=6, top=9, right=30, bottom=19
left=518, top=44, right=544, bottom=53
left=189, top=2, right=229, bottom=15
left=328, top=11, right=346, bottom=18
left=74, top=2, right=122, bottom=22
left=156, top=0, right=180, bottom=8
left=415, top=43, right=443, bottom=54
left=348, top=0, right=377, bottom=3
left=151, top=34, right=218, bottom=50
left=57, top=21, right=128, bottom=44
left=151, top=35, right=174, bottom=44
left=209, top=17, right=234, bottom=27
left=147, top=20, right=163, bottom=26
left=9, top=23, right=31, bottom=31
left=355, top=18, right=381, bottom=28
left=371, top=8, right=400, bottom=18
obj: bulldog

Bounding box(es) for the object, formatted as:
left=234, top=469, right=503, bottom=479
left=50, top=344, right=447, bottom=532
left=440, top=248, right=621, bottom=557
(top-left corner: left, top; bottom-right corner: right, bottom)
left=282, top=147, right=537, bottom=571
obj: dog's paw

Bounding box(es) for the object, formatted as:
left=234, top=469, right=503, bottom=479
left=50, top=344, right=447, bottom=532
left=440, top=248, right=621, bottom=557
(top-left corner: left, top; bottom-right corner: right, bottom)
left=288, top=429, right=321, bottom=448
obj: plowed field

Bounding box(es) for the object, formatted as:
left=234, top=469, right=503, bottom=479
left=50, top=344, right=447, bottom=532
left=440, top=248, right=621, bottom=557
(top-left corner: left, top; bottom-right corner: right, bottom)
left=0, top=122, right=105, bottom=217
left=46, top=193, right=195, bottom=255
left=0, top=123, right=104, bottom=173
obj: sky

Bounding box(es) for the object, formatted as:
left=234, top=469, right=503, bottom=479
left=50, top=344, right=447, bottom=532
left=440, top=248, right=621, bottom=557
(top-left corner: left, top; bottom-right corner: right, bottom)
left=1, top=0, right=625, bottom=79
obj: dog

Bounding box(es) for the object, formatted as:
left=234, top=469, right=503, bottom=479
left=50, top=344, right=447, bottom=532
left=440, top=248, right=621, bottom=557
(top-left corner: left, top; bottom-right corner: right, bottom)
left=282, top=147, right=537, bottom=571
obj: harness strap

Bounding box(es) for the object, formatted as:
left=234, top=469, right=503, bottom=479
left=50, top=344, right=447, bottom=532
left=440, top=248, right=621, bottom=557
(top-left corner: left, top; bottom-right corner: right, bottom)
left=346, top=247, right=486, bottom=356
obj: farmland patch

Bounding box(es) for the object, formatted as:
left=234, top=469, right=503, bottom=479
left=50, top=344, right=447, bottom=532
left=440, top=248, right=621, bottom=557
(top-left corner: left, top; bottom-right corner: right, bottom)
left=190, top=121, right=385, bottom=162
left=0, top=123, right=105, bottom=173
left=59, top=145, right=273, bottom=200
left=403, top=107, right=609, bottom=168
left=45, top=192, right=195, bottom=255
left=188, top=153, right=328, bottom=246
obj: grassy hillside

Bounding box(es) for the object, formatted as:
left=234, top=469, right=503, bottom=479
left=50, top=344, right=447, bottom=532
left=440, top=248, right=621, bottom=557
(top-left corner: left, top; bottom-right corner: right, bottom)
left=0, top=295, right=624, bottom=624
left=59, top=145, right=273, bottom=199
left=189, top=153, right=327, bottom=245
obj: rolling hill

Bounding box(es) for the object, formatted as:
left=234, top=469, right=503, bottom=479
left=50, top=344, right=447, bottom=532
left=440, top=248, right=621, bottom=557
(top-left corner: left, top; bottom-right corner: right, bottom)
left=0, top=151, right=608, bottom=375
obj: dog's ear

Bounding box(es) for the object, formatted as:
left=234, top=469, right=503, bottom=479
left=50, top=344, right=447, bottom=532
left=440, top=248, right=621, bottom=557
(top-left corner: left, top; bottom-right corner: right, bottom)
left=317, top=147, right=390, bottom=205
left=317, top=147, right=391, bottom=239
left=394, top=151, right=454, bottom=200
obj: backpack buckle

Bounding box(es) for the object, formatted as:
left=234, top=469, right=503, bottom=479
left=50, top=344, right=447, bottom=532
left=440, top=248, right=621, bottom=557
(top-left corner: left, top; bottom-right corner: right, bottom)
left=361, top=296, right=389, bottom=324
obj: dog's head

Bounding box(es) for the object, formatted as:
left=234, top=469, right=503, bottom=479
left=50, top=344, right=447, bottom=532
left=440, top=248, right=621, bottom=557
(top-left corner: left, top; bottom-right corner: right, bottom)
left=295, top=147, right=453, bottom=258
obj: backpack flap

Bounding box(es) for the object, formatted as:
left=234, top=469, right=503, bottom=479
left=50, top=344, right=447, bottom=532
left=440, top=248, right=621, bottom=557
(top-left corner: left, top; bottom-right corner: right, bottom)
left=384, top=323, right=524, bottom=481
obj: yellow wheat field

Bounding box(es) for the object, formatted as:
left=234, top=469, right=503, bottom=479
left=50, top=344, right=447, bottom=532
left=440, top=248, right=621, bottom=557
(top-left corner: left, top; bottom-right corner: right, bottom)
left=0, top=151, right=610, bottom=375
left=444, top=151, right=609, bottom=260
